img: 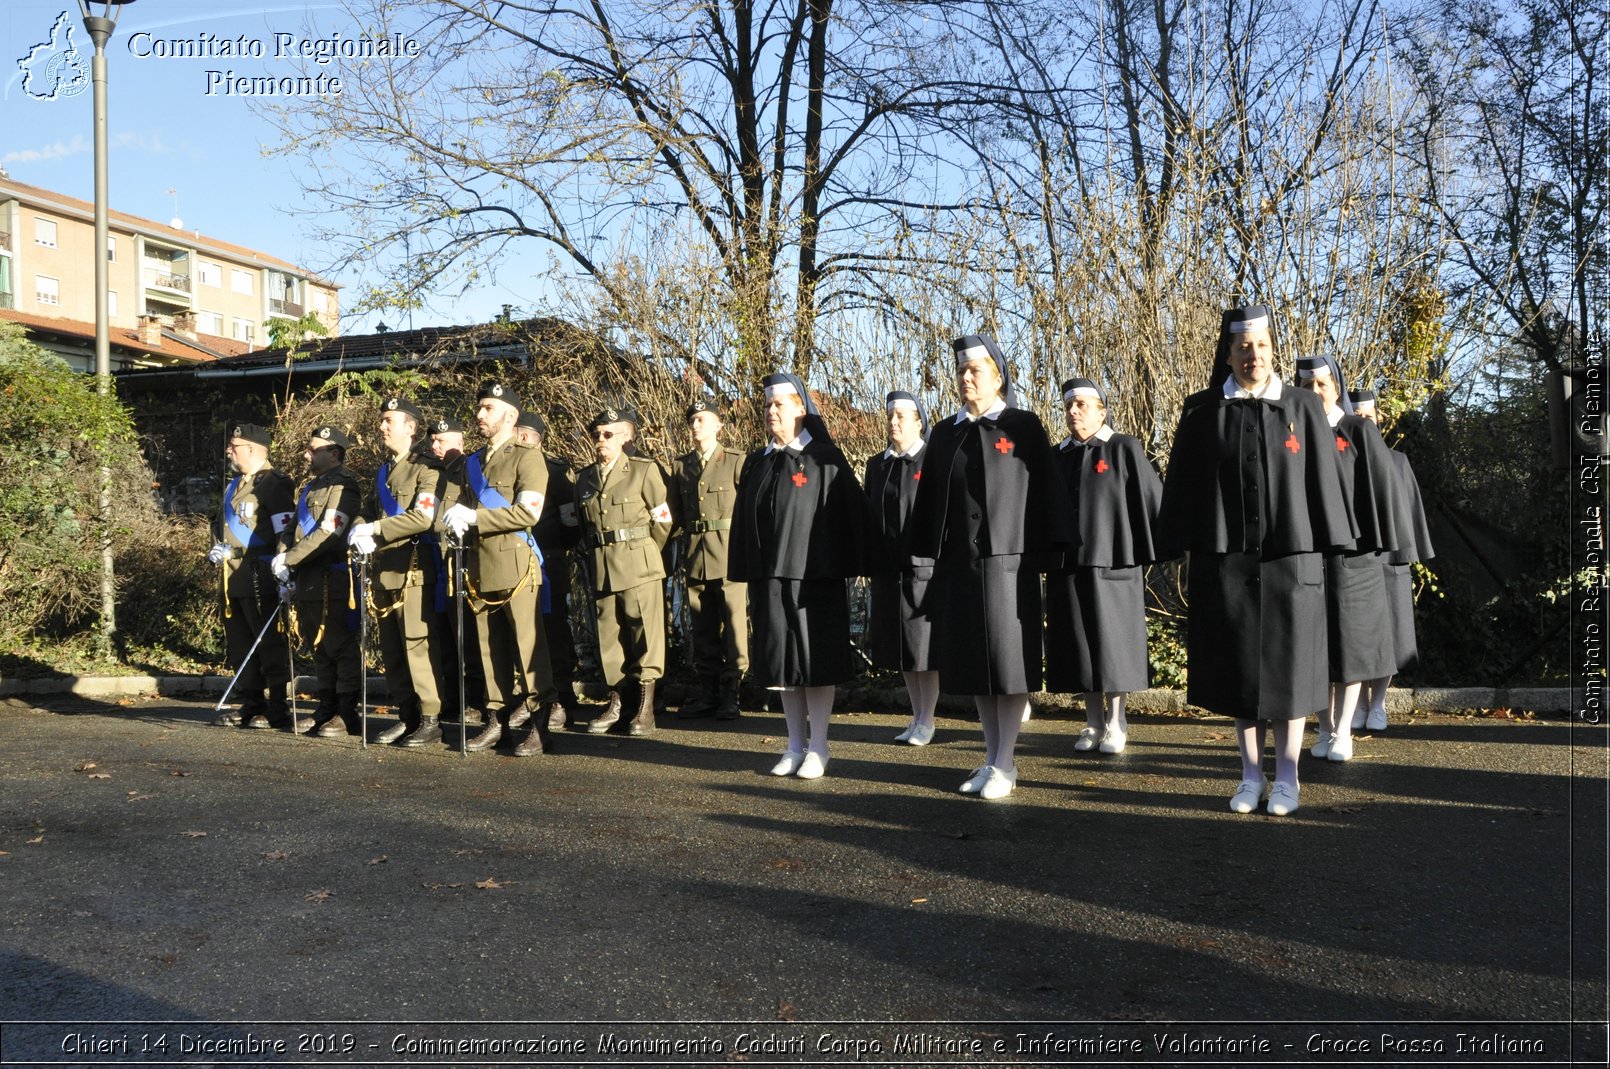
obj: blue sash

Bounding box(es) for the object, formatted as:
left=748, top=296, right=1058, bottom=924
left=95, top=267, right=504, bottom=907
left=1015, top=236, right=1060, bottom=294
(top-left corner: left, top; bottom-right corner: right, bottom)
left=379, top=463, right=448, bottom=611
left=222, top=476, right=270, bottom=552
left=465, top=450, right=549, bottom=612
left=377, top=463, right=403, bottom=517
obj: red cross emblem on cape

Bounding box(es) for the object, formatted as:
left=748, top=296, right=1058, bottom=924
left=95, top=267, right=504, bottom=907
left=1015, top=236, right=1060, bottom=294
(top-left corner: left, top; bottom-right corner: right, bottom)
left=1335, top=435, right=1349, bottom=452
left=1284, top=434, right=1301, bottom=454
left=791, top=470, right=807, bottom=487
left=994, top=437, right=1014, bottom=454
left=1094, top=458, right=1109, bottom=473
left=912, top=470, right=921, bottom=481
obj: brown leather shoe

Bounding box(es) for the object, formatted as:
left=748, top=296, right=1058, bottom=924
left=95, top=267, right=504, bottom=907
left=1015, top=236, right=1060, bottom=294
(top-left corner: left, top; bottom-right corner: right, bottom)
left=399, top=716, right=441, bottom=748
left=627, top=680, right=657, bottom=736
left=587, top=691, right=623, bottom=734
left=546, top=702, right=569, bottom=732
left=464, top=710, right=503, bottom=752
left=512, top=725, right=546, bottom=757
left=374, top=717, right=410, bottom=745
left=506, top=702, right=531, bottom=730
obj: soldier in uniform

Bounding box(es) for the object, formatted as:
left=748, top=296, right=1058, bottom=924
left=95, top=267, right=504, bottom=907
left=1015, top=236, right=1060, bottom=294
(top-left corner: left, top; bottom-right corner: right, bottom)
left=574, top=407, right=674, bottom=736
left=440, top=383, right=552, bottom=755
left=272, top=425, right=365, bottom=738
left=346, top=397, right=448, bottom=747
left=667, top=398, right=748, bottom=721
left=427, top=415, right=486, bottom=720
left=514, top=409, right=584, bottom=730
left=208, top=421, right=296, bottom=729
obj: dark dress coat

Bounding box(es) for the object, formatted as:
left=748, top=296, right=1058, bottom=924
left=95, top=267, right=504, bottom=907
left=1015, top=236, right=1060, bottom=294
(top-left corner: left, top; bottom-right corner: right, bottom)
left=1384, top=448, right=1435, bottom=671
left=1158, top=381, right=1356, bottom=720
left=729, top=431, right=868, bottom=687
left=908, top=405, right=1073, bottom=695
left=864, top=444, right=934, bottom=672
left=1045, top=428, right=1166, bottom=694
left=1324, top=411, right=1402, bottom=682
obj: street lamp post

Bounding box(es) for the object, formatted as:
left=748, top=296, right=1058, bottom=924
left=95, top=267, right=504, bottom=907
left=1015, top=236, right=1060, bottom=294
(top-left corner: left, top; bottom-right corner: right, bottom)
left=80, top=0, right=134, bottom=659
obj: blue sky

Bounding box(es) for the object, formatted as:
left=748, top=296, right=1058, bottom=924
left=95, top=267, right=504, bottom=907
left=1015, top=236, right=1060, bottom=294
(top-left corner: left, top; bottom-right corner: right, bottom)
left=3, top=0, right=531, bottom=333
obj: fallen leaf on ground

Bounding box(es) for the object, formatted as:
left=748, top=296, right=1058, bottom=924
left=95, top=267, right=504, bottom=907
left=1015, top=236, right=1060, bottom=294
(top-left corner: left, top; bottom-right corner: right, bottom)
left=776, top=999, right=798, bottom=1022
left=180, top=830, right=208, bottom=838
left=75, top=762, right=97, bottom=771
left=368, top=855, right=388, bottom=865
left=304, top=889, right=334, bottom=903
left=768, top=857, right=804, bottom=872
left=125, top=793, right=154, bottom=802
left=263, top=850, right=290, bottom=861
left=87, top=773, right=110, bottom=780
left=170, top=771, right=191, bottom=777
left=27, top=836, right=44, bottom=845
left=911, top=898, right=928, bottom=905
left=475, top=877, right=505, bottom=889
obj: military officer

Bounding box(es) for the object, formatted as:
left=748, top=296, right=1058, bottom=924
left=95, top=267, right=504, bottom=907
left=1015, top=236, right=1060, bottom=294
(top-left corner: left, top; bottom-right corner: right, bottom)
left=574, top=407, right=674, bottom=735
left=667, top=398, right=748, bottom=720
left=439, top=383, right=552, bottom=756
left=514, top=409, right=584, bottom=730
left=273, top=425, right=365, bottom=738
left=208, top=421, right=296, bottom=729
left=347, top=398, right=448, bottom=747
left=426, top=415, right=487, bottom=720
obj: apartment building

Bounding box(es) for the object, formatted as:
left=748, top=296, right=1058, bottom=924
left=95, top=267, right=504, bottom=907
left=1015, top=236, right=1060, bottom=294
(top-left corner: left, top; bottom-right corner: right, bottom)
left=0, top=175, right=338, bottom=370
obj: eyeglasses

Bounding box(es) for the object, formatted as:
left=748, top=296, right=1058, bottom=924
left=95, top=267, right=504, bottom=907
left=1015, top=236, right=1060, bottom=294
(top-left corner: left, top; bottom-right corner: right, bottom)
left=593, top=430, right=621, bottom=441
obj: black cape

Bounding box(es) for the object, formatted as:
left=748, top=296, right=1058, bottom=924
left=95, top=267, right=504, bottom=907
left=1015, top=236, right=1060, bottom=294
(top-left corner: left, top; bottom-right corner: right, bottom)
left=864, top=447, right=933, bottom=671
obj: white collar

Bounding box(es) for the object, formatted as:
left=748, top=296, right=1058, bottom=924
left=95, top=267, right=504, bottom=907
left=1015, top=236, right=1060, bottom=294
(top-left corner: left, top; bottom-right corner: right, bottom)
left=953, top=397, right=1008, bottom=424
left=1224, top=375, right=1283, bottom=401
left=883, top=438, right=926, bottom=460
left=1059, top=424, right=1113, bottom=449
left=764, top=426, right=813, bottom=455
left=1325, top=405, right=1343, bottom=428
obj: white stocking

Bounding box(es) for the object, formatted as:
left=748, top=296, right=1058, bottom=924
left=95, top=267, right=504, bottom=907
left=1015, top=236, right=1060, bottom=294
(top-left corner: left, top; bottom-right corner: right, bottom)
left=1273, top=717, right=1305, bottom=787
left=804, top=685, right=834, bottom=758
left=1332, top=682, right=1362, bottom=745
left=903, top=670, right=939, bottom=729
left=778, top=688, right=807, bottom=754
left=1235, top=718, right=1265, bottom=782
left=993, top=694, right=1027, bottom=773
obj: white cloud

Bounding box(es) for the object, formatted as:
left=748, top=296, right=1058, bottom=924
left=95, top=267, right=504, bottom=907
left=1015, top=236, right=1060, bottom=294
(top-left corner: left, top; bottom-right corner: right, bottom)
left=1, top=136, right=89, bottom=166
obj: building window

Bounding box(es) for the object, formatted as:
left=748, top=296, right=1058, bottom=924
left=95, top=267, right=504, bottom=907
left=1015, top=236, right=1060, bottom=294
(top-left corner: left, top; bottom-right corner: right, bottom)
left=231, top=268, right=254, bottom=295
left=35, top=218, right=57, bottom=248
left=311, top=289, right=328, bottom=314
left=107, top=291, right=118, bottom=316
left=197, top=262, right=220, bottom=288
left=107, top=236, right=117, bottom=262
left=36, top=275, right=59, bottom=305
left=231, top=317, right=255, bottom=343
left=198, top=310, right=223, bottom=335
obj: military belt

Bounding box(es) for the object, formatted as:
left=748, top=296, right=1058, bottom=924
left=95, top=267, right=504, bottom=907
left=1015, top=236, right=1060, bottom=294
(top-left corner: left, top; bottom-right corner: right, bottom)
left=689, top=518, right=732, bottom=533
left=594, top=526, right=651, bottom=546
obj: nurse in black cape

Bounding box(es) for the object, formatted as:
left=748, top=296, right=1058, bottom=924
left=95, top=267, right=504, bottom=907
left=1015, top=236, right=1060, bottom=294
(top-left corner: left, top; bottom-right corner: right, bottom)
left=907, top=334, right=1074, bottom=801
left=864, top=390, right=940, bottom=745
left=728, top=373, right=868, bottom=779
left=1157, top=306, right=1356, bottom=817
left=1295, top=355, right=1402, bottom=764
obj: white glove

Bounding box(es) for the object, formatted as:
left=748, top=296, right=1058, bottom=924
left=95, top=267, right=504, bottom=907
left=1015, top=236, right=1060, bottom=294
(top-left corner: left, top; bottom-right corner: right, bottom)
left=348, top=521, right=375, bottom=543
left=278, top=580, right=294, bottom=601
left=443, top=503, right=478, bottom=537
left=270, top=553, right=291, bottom=583
left=349, top=531, right=378, bottom=556
left=207, top=543, right=230, bottom=565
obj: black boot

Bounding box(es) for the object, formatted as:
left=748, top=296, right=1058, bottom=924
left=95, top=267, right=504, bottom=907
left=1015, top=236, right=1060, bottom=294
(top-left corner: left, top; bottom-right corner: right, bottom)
left=307, top=691, right=341, bottom=735
left=400, top=714, right=441, bottom=748
left=715, top=680, right=741, bottom=721
left=374, top=706, right=413, bottom=745
left=626, top=680, right=657, bottom=736
left=588, top=690, right=623, bottom=734
left=464, top=707, right=503, bottom=752
left=679, top=675, right=718, bottom=719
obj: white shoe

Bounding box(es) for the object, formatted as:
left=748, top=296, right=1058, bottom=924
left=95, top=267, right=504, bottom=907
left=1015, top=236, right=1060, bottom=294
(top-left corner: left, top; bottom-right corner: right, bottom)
left=979, top=766, right=1018, bottom=800
left=906, top=722, right=935, bottom=746
left=1073, top=726, right=1100, bottom=752
left=894, top=724, right=914, bottom=743
left=1310, top=731, right=1334, bottom=759
left=1267, top=781, right=1300, bottom=816
left=1098, top=728, right=1127, bottom=754
left=1229, top=779, right=1265, bottom=814
left=958, top=766, right=990, bottom=794
left=1365, top=708, right=1388, bottom=732
left=770, top=750, right=805, bottom=776
left=1327, top=734, right=1354, bottom=762
left=1350, top=707, right=1366, bottom=730
left=796, top=751, right=827, bottom=779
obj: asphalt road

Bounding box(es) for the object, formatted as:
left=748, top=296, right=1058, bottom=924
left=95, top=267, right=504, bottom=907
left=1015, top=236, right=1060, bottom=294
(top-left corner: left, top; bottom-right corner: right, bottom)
left=1, top=695, right=1604, bottom=1066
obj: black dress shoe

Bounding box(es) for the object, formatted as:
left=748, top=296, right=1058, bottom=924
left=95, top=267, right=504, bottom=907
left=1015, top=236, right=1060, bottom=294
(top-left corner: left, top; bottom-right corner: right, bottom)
left=374, top=719, right=410, bottom=745
left=399, top=717, right=441, bottom=748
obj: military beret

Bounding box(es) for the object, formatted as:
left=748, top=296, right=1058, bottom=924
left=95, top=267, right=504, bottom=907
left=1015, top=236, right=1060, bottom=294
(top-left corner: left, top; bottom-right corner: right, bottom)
left=380, top=396, right=423, bottom=422
left=588, top=406, right=639, bottom=431
left=685, top=398, right=721, bottom=422
left=515, top=409, right=548, bottom=436
left=310, top=425, right=353, bottom=450
left=477, top=381, right=520, bottom=406
left=230, top=422, right=271, bottom=447
left=428, top=416, right=465, bottom=435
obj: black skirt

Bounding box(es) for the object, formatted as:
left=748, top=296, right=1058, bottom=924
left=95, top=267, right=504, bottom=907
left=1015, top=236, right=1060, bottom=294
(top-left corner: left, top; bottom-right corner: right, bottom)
left=749, top=577, right=853, bottom=687
left=929, top=554, right=1042, bottom=695
left=868, top=567, right=934, bottom=671
left=1186, top=550, right=1327, bottom=720
left=1325, top=550, right=1396, bottom=682
left=1045, top=565, right=1149, bottom=693
left=1383, top=560, right=1419, bottom=672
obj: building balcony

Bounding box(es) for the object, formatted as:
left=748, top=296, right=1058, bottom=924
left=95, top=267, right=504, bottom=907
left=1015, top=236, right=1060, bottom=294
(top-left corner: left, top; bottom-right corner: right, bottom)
left=0, top=291, right=13, bottom=310
left=144, top=267, right=193, bottom=295
left=268, top=298, right=305, bottom=319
